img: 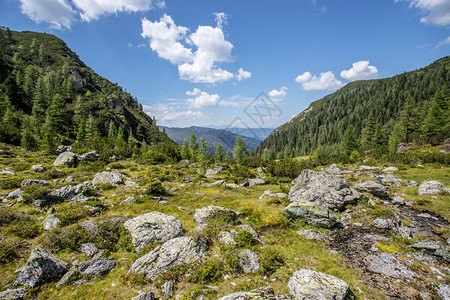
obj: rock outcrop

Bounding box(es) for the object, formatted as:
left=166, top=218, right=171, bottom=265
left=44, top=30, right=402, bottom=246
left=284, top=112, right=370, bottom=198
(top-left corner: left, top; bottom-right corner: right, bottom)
left=364, top=252, right=415, bottom=281
left=418, top=181, right=450, bottom=196
left=288, top=269, right=349, bottom=300
left=194, top=205, right=240, bottom=225
left=218, top=287, right=276, bottom=300
left=21, top=179, right=49, bottom=187
left=77, top=258, right=116, bottom=279
left=53, top=151, right=78, bottom=167
left=289, top=169, right=359, bottom=211
left=283, top=199, right=340, bottom=228
left=0, top=288, right=27, bottom=299
left=354, top=181, right=389, bottom=198
left=239, top=249, right=260, bottom=273
left=124, top=212, right=183, bottom=252
left=91, top=171, right=124, bottom=186
left=14, top=246, right=68, bottom=287
left=128, top=236, right=207, bottom=280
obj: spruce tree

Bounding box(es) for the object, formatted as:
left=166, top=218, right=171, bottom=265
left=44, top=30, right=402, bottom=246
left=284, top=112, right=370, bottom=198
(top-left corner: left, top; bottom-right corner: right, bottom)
left=388, top=121, right=405, bottom=153
left=76, top=118, right=86, bottom=141
left=85, top=114, right=98, bottom=139
left=399, top=94, right=418, bottom=143
left=214, top=142, right=224, bottom=162
left=108, top=120, right=117, bottom=139
left=341, top=124, right=358, bottom=156
left=225, top=150, right=232, bottom=162
left=360, top=111, right=376, bottom=150
left=45, top=93, right=66, bottom=136
left=181, top=138, right=190, bottom=160
left=197, top=137, right=211, bottom=174
left=21, top=117, right=37, bottom=150
left=232, top=136, right=248, bottom=163
left=420, top=96, right=447, bottom=144
left=189, top=131, right=198, bottom=162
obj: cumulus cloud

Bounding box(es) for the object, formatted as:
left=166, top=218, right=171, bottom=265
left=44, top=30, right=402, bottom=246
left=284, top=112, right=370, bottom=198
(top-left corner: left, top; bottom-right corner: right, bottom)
left=340, top=60, right=378, bottom=81
left=20, top=0, right=76, bottom=29
left=143, top=103, right=207, bottom=126
left=268, top=86, right=288, bottom=100
left=187, top=89, right=221, bottom=108
left=19, top=0, right=165, bottom=29
left=398, top=0, right=450, bottom=26
left=436, top=35, right=450, bottom=48
left=296, top=71, right=344, bottom=91
left=214, top=12, right=228, bottom=29
left=141, top=13, right=251, bottom=84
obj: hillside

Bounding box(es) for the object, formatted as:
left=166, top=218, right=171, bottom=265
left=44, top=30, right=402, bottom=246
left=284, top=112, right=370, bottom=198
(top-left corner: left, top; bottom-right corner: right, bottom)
left=161, top=126, right=264, bottom=153
left=255, top=56, right=450, bottom=158
left=0, top=28, right=171, bottom=148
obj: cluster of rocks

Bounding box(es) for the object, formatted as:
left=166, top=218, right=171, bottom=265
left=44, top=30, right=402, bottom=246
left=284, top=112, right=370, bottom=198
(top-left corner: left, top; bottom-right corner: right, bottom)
left=53, top=147, right=102, bottom=167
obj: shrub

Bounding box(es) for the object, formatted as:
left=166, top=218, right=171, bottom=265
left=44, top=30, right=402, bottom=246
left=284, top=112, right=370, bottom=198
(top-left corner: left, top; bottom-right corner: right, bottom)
left=144, top=181, right=166, bottom=196
left=0, top=177, right=23, bottom=190
left=8, top=217, right=41, bottom=239
left=54, top=205, right=90, bottom=226
left=0, top=240, right=21, bottom=264
left=258, top=246, right=284, bottom=275
left=40, top=169, right=66, bottom=180
left=266, top=159, right=309, bottom=178
left=235, top=230, right=258, bottom=249
left=41, top=224, right=90, bottom=252
left=0, top=208, right=21, bottom=226
left=188, top=258, right=224, bottom=284
left=94, top=221, right=133, bottom=252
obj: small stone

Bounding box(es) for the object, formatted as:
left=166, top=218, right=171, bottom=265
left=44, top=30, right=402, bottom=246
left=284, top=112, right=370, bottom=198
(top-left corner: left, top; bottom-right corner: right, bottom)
left=161, top=279, right=174, bottom=298
left=383, top=166, right=399, bottom=173
left=238, top=249, right=260, bottom=273
left=296, top=229, right=324, bottom=241
left=31, top=165, right=46, bottom=173
left=43, top=214, right=60, bottom=230
left=120, top=196, right=136, bottom=205
left=77, top=258, right=116, bottom=279
left=418, top=181, right=450, bottom=196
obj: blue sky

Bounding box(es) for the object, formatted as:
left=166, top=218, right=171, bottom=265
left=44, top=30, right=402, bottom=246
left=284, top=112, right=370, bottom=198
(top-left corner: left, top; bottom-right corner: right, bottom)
left=1, top=0, right=449, bottom=129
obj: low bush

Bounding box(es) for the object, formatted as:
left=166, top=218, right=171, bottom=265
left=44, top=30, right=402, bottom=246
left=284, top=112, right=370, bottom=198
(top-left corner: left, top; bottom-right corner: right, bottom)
left=54, top=205, right=90, bottom=226
left=42, top=224, right=90, bottom=252
left=235, top=230, right=259, bottom=249
left=0, top=208, right=22, bottom=226
left=258, top=246, right=285, bottom=275
left=188, top=258, right=224, bottom=284
left=8, top=217, right=41, bottom=239
left=144, top=181, right=167, bottom=196
left=0, top=240, right=23, bottom=264
left=94, top=221, right=133, bottom=252
left=0, top=176, right=23, bottom=190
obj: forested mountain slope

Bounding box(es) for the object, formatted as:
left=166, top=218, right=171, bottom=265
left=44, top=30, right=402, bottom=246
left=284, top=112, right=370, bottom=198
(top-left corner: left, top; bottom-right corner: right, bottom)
left=0, top=28, right=171, bottom=147
left=255, top=56, right=450, bottom=159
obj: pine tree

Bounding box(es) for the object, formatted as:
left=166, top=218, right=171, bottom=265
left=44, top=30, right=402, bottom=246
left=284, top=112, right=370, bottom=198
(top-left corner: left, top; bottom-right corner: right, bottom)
left=76, top=118, right=86, bottom=141
left=360, top=111, right=376, bottom=150
left=197, top=137, right=211, bottom=174
left=181, top=138, right=190, bottom=160
left=85, top=114, right=98, bottom=139
left=370, top=124, right=384, bottom=151
left=108, top=120, right=117, bottom=139
left=232, top=136, right=248, bottom=163
left=225, top=150, right=232, bottom=162
left=420, top=93, right=447, bottom=144
left=341, top=124, right=358, bottom=156
left=312, top=145, right=327, bottom=165
left=189, top=131, right=198, bottom=162
left=399, top=94, right=418, bottom=143
left=21, top=117, right=37, bottom=150
left=214, top=142, right=225, bottom=162
left=44, top=93, right=66, bottom=136
left=388, top=121, right=405, bottom=153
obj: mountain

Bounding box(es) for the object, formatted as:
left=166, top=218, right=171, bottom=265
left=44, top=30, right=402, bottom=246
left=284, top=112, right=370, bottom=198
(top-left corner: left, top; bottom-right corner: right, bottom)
left=255, top=56, right=450, bottom=158
left=160, top=126, right=262, bottom=153
left=0, top=28, right=171, bottom=147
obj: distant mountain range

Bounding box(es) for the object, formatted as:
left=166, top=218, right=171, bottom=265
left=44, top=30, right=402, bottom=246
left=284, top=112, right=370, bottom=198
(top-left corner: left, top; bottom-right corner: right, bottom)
left=160, top=126, right=274, bottom=153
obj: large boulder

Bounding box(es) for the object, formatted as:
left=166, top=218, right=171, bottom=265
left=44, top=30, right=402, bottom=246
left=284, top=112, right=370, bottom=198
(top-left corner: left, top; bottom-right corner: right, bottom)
left=364, top=252, right=415, bottom=281
left=354, top=181, right=389, bottom=198
left=79, top=151, right=102, bottom=162
left=418, top=181, right=450, bottom=196
left=92, top=171, right=123, bottom=186
left=128, top=236, right=207, bottom=280
left=194, top=205, right=240, bottom=225
left=239, top=249, right=260, bottom=273
left=21, top=179, right=49, bottom=187
left=0, top=288, right=27, bottom=299
left=124, top=212, right=183, bottom=252
left=77, top=258, right=116, bottom=279
left=288, top=269, right=349, bottom=300
left=282, top=199, right=340, bottom=228
left=289, top=169, right=359, bottom=211
left=218, top=287, right=275, bottom=300
left=14, top=246, right=68, bottom=287
left=47, top=182, right=91, bottom=201
left=53, top=151, right=78, bottom=167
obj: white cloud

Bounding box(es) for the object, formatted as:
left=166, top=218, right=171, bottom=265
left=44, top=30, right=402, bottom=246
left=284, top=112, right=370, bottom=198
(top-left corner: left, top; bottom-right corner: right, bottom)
left=340, top=60, right=378, bottom=81
left=143, top=103, right=207, bottom=126
left=156, top=1, right=165, bottom=9
left=236, top=68, right=252, bottom=81
left=296, top=71, right=344, bottom=91
left=20, top=0, right=76, bottom=29
left=398, top=0, right=450, bottom=26
left=214, top=12, right=228, bottom=29
left=187, top=90, right=221, bottom=108
left=72, top=0, right=152, bottom=21
left=141, top=15, right=193, bottom=64
left=437, top=35, right=450, bottom=48
left=268, top=86, right=288, bottom=100
left=141, top=14, right=250, bottom=84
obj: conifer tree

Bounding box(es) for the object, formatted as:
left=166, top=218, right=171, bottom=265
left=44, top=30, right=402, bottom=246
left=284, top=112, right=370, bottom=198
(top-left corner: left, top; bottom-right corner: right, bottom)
left=399, top=94, right=418, bottom=143
left=189, top=131, right=198, bottom=162
left=76, top=118, right=86, bottom=141
left=360, top=111, right=376, bottom=150
left=232, top=136, right=248, bottom=163
left=214, top=142, right=224, bottom=162
left=420, top=91, right=448, bottom=144
left=225, top=150, right=232, bottom=162
left=21, top=116, right=37, bottom=150
left=341, top=124, right=358, bottom=156
left=44, top=93, right=66, bottom=136
left=181, top=138, right=190, bottom=160
left=388, top=121, right=405, bottom=153
left=197, top=137, right=211, bottom=174
left=108, top=120, right=117, bottom=139
left=85, top=114, right=98, bottom=139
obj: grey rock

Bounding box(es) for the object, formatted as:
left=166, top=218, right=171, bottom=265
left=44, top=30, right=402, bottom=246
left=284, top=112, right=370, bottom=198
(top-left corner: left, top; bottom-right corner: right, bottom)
left=418, top=181, right=450, bottom=196
left=77, top=258, right=116, bottom=279
left=48, top=182, right=91, bottom=201
left=179, top=160, right=190, bottom=164
left=205, top=166, right=223, bottom=178
left=323, top=163, right=342, bottom=175
left=358, top=165, right=378, bottom=171
left=110, top=155, right=121, bottom=161
left=0, top=288, right=27, bottom=299
left=0, top=169, right=15, bottom=175
left=43, top=214, right=60, bottom=230
left=217, top=287, right=275, bottom=300
left=239, top=250, right=260, bottom=273
left=124, top=212, right=183, bottom=252
left=79, top=151, right=102, bottom=162
left=128, top=236, right=208, bottom=280
left=288, top=269, right=349, bottom=300
left=440, top=145, right=450, bottom=154
left=248, top=178, right=265, bottom=186
left=206, top=180, right=226, bottom=187
left=354, top=181, right=389, bottom=198
left=182, top=176, right=195, bottom=183
left=436, top=284, right=450, bottom=300
left=373, top=216, right=400, bottom=229
left=259, top=190, right=287, bottom=204
left=410, top=240, right=442, bottom=251
left=92, top=171, right=124, bottom=186
left=364, top=252, right=415, bottom=281
left=72, top=279, right=91, bottom=286
left=397, top=143, right=412, bottom=153
left=53, top=151, right=78, bottom=166
left=217, top=231, right=237, bottom=245
left=57, top=145, right=72, bottom=153
left=31, top=165, right=46, bottom=173
left=14, top=246, right=68, bottom=287
left=79, top=243, right=102, bottom=257
left=296, top=229, right=325, bottom=241
left=282, top=199, right=340, bottom=228
left=132, top=292, right=155, bottom=300
left=56, top=270, right=78, bottom=287
left=6, top=189, right=23, bottom=200
left=392, top=196, right=405, bottom=205
left=383, top=166, right=399, bottom=173
left=120, top=196, right=136, bottom=205
left=382, top=174, right=403, bottom=186
left=194, top=205, right=240, bottom=225
left=289, top=169, right=359, bottom=211
left=225, top=183, right=239, bottom=189
left=125, top=180, right=139, bottom=188
left=398, top=226, right=413, bottom=239
left=162, top=279, right=174, bottom=298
